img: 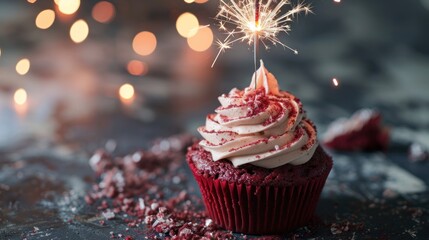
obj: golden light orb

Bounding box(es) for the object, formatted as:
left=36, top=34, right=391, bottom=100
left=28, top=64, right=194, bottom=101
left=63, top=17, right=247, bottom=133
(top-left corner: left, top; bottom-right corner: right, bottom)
left=35, top=9, right=55, bottom=29
left=176, top=12, right=199, bottom=38
left=14, top=88, right=28, bottom=106
left=119, top=83, right=135, bottom=100
left=127, top=60, right=148, bottom=76
left=58, top=0, right=80, bottom=15
left=132, top=31, right=157, bottom=56
left=16, top=58, right=31, bottom=75
left=70, top=19, right=89, bottom=43
left=92, top=1, right=115, bottom=23
left=187, top=26, right=213, bottom=52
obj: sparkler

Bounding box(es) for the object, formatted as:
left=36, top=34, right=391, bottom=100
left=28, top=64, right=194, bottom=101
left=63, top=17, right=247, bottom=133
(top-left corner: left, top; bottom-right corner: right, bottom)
left=254, top=0, right=260, bottom=84
left=212, top=0, right=312, bottom=68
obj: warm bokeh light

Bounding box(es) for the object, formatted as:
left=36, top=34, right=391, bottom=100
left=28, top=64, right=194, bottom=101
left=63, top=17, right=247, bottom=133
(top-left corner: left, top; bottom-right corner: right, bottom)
left=92, top=1, right=115, bottom=23
left=127, top=60, right=148, bottom=76
left=70, top=19, right=89, bottom=43
left=176, top=12, right=199, bottom=38
left=14, top=88, right=28, bottom=106
left=27, top=0, right=37, bottom=3
left=119, top=83, right=135, bottom=100
left=184, top=0, right=209, bottom=4
left=333, top=78, right=339, bottom=87
left=35, top=9, right=55, bottom=29
left=187, top=26, right=213, bottom=52
left=16, top=58, right=31, bottom=75
left=132, top=31, right=157, bottom=56
left=58, top=0, right=80, bottom=15
left=334, top=0, right=341, bottom=3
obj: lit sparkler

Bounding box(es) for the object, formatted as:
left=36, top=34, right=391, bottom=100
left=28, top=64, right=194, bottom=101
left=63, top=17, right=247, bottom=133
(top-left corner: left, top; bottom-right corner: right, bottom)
left=212, top=0, right=312, bottom=67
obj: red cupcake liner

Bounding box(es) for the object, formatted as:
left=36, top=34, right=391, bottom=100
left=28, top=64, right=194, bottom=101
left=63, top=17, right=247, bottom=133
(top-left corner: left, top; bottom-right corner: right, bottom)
left=189, top=162, right=331, bottom=235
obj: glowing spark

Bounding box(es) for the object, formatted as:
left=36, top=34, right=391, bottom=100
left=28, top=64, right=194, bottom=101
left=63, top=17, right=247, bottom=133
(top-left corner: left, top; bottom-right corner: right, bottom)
left=332, top=78, right=339, bottom=87
left=211, top=33, right=234, bottom=68
left=334, top=0, right=341, bottom=3
left=212, top=0, right=312, bottom=66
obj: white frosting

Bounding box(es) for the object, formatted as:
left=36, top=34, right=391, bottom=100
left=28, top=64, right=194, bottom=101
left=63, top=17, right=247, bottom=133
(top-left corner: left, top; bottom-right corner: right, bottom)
left=198, top=61, right=318, bottom=169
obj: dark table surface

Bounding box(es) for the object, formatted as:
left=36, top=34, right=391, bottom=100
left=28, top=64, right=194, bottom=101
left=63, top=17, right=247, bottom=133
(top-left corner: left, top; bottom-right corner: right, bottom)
left=1, top=0, right=429, bottom=239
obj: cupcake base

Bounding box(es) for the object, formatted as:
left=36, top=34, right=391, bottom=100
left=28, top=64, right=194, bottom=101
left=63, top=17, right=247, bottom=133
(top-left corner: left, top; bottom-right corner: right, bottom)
left=187, top=144, right=332, bottom=235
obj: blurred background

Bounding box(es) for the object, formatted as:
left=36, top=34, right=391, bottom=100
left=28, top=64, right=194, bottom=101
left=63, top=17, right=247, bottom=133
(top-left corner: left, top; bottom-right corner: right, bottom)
left=0, top=0, right=428, bottom=151
left=1, top=0, right=429, bottom=238
left=1, top=0, right=429, bottom=147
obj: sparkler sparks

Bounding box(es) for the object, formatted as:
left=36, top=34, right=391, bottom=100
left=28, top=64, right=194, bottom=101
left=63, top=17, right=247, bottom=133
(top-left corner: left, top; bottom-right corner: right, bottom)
left=212, top=0, right=312, bottom=67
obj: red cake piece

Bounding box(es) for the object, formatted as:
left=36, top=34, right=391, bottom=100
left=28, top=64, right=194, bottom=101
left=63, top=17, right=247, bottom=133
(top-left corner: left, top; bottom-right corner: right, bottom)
left=187, top=143, right=333, bottom=234
left=187, top=143, right=332, bottom=187
left=323, top=109, right=389, bottom=151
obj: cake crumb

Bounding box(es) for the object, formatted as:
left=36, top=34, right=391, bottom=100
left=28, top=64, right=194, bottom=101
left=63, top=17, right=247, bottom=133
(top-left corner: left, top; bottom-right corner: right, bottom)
left=85, top=134, right=237, bottom=239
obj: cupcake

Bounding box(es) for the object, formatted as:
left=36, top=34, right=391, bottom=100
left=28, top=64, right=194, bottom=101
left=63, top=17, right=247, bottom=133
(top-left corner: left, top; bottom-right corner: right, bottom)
left=186, top=61, right=333, bottom=234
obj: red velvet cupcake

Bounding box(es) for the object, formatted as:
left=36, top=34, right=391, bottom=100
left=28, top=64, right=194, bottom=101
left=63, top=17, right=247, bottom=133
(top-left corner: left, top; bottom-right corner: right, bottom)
left=186, top=61, right=333, bottom=234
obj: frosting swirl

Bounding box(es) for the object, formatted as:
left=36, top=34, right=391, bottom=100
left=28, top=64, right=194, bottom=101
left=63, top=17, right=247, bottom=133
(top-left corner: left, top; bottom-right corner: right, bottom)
left=198, top=61, right=318, bottom=169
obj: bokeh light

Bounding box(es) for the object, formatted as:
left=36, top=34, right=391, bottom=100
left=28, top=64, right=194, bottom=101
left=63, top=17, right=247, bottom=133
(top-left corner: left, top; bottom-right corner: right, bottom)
left=14, top=88, right=28, bottom=106
left=58, top=0, right=80, bottom=15
left=70, top=19, right=89, bottom=43
left=27, top=0, right=37, bottom=3
left=176, top=12, right=199, bottom=38
left=184, top=0, right=194, bottom=3
left=127, top=60, right=148, bottom=76
left=195, top=0, right=209, bottom=3
left=92, top=1, right=115, bottom=23
left=35, top=9, right=55, bottom=30
left=187, top=26, right=213, bottom=52
left=333, top=78, right=339, bottom=87
left=132, top=31, right=157, bottom=56
left=119, top=83, right=135, bottom=100
left=16, top=58, right=31, bottom=75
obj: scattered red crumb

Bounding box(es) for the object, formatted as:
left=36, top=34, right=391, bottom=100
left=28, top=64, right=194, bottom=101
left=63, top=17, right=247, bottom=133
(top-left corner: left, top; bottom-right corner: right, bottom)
left=85, top=134, right=234, bottom=239
left=330, top=220, right=364, bottom=235
left=323, top=109, right=389, bottom=151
